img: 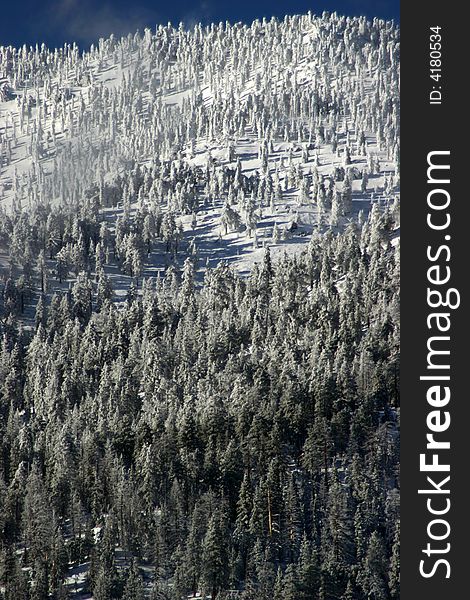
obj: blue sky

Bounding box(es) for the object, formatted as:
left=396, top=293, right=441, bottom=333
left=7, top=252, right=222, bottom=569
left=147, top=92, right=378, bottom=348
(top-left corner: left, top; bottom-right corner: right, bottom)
left=0, top=1, right=399, bottom=49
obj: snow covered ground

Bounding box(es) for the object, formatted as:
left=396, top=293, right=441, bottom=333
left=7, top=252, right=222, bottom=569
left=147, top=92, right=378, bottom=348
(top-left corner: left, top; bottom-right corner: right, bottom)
left=1, top=12, right=399, bottom=290
left=0, top=12, right=400, bottom=599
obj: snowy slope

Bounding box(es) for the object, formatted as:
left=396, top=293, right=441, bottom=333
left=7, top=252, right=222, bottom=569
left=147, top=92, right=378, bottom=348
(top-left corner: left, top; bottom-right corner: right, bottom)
left=0, top=13, right=400, bottom=599
left=0, top=12, right=399, bottom=284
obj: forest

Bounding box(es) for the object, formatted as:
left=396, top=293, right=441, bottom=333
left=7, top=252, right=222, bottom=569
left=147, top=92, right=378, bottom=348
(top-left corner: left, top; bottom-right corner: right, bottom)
left=0, top=204, right=400, bottom=599
left=0, top=10, right=400, bottom=600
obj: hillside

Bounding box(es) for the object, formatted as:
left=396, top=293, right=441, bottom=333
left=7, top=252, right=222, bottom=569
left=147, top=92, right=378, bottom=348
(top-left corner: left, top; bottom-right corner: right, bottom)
left=0, top=12, right=400, bottom=600
left=0, top=12, right=399, bottom=292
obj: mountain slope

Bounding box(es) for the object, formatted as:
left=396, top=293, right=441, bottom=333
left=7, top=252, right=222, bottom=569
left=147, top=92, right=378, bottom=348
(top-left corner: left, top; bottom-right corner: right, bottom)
left=0, top=12, right=399, bottom=285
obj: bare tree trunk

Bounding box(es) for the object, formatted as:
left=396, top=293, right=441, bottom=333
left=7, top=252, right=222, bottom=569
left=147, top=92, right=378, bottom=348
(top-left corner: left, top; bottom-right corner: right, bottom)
left=267, top=488, right=273, bottom=536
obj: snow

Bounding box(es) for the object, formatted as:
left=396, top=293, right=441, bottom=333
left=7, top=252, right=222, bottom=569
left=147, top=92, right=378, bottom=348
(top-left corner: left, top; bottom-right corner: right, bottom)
left=0, top=13, right=400, bottom=597
left=0, top=13, right=399, bottom=289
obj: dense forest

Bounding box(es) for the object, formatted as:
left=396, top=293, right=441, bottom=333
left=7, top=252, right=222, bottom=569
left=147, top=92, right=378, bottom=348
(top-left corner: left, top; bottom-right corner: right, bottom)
left=0, top=10, right=400, bottom=600
left=0, top=201, right=399, bottom=599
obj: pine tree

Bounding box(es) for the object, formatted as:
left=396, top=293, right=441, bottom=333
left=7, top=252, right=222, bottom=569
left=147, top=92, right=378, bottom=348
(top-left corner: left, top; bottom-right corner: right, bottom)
left=201, top=507, right=230, bottom=599
left=388, top=521, right=400, bottom=599
left=123, top=559, right=144, bottom=600
left=357, top=531, right=389, bottom=600
left=22, top=462, right=53, bottom=564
